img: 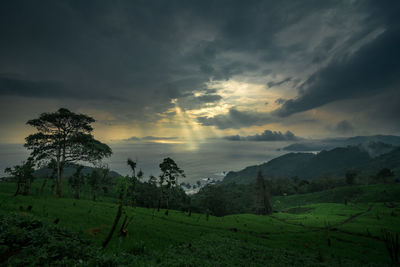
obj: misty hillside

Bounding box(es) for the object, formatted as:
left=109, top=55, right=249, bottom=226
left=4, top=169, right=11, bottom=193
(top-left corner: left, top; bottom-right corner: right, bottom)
left=282, top=135, right=400, bottom=152
left=357, top=147, right=400, bottom=174
left=223, top=143, right=399, bottom=184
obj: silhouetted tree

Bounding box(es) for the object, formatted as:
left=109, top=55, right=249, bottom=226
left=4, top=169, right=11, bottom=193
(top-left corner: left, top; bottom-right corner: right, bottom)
left=376, top=168, right=394, bottom=184
left=345, top=170, right=358, bottom=185
left=291, top=176, right=300, bottom=193
left=24, top=108, right=112, bottom=197
left=68, top=165, right=85, bottom=199
left=126, top=158, right=144, bottom=207
left=87, top=168, right=109, bottom=201
left=149, top=175, right=157, bottom=186
left=158, top=157, right=185, bottom=215
left=254, top=171, right=272, bottom=215
left=5, top=157, right=35, bottom=196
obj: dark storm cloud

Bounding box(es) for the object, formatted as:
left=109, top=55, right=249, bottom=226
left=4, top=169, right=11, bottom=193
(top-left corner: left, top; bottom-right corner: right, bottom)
left=1, top=0, right=399, bottom=134
left=274, top=2, right=400, bottom=117
left=333, top=120, right=354, bottom=135
left=197, top=108, right=273, bottom=129
left=275, top=98, right=286, bottom=105
left=224, top=130, right=299, bottom=141
left=0, top=74, right=120, bottom=100
left=124, top=136, right=140, bottom=141
left=267, top=77, right=292, bottom=88
left=0, top=0, right=342, bottom=122
left=196, top=94, right=222, bottom=103
left=177, top=93, right=222, bottom=110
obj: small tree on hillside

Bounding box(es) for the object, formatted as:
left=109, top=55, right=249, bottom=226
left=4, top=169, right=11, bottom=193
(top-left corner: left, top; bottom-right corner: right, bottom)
left=5, top=158, right=35, bottom=196
left=376, top=168, right=394, bottom=184
left=148, top=175, right=158, bottom=208
left=254, top=171, right=272, bottom=215
left=158, top=157, right=185, bottom=215
left=126, top=158, right=144, bottom=207
left=68, top=165, right=85, bottom=199
left=24, top=108, right=112, bottom=198
left=87, top=168, right=108, bottom=201
left=345, top=170, right=358, bottom=185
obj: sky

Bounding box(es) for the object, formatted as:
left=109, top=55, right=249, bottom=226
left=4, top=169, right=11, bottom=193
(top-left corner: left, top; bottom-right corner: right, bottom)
left=1, top=0, right=400, bottom=149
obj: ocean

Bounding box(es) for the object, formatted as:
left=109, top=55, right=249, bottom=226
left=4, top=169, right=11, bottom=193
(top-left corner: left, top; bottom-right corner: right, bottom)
left=0, top=140, right=290, bottom=185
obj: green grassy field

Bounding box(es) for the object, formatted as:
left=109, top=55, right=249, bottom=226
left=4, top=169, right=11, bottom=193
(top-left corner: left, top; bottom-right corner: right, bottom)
left=1, top=181, right=399, bottom=266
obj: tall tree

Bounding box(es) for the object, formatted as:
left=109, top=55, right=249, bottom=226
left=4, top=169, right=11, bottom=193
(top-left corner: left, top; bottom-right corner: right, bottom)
left=345, top=170, right=357, bottom=185
left=5, top=157, right=35, bottom=196
left=24, top=108, right=112, bottom=197
left=254, top=171, right=272, bottom=215
left=158, top=157, right=185, bottom=215
left=126, top=158, right=144, bottom=207
left=87, top=167, right=110, bottom=201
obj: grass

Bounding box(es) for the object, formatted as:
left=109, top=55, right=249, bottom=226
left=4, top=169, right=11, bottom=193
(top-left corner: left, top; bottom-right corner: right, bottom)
left=1, top=180, right=400, bottom=266
left=272, top=183, right=400, bottom=210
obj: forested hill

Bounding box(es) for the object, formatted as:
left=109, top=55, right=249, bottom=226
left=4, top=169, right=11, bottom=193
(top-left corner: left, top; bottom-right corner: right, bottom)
left=223, top=144, right=400, bottom=184
left=282, top=135, right=400, bottom=152
left=33, top=164, right=121, bottom=179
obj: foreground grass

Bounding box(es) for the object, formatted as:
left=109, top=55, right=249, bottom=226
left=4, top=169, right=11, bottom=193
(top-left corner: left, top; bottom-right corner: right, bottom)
left=1, top=182, right=399, bottom=265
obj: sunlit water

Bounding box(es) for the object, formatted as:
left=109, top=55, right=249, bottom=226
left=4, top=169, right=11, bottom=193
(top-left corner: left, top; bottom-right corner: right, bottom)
left=0, top=140, right=291, bottom=184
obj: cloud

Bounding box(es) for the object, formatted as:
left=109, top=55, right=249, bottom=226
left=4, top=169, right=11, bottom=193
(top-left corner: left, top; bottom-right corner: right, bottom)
left=177, top=93, right=223, bottom=110
left=333, top=120, right=354, bottom=135
left=124, top=136, right=140, bottom=141
left=274, top=23, right=400, bottom=117
left=224, top=130, right=299, bottom=141
left=267, top=77, right=291, bottom=88
left=196, top=94, right=222, bottom=103
left=0, top=74, right=120, bottom=101
left=124, top=136, right=178, bottom=142
left=275, top=98, right=286, bottom=105
left=141, top=136, right=178, bottom=141
left=0, top=1, right=352, bottom=122
left=197, top=108, right=273, bottom=129
left=1, top=0, right=399, bottom=138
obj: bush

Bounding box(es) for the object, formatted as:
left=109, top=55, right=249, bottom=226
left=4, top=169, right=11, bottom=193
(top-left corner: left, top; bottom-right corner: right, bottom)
left=0, top=212, right=137, bottom=266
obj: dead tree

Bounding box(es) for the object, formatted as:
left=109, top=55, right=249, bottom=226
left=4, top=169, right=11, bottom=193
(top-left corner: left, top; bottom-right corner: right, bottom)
left=102, top=202, right=123, bottom=248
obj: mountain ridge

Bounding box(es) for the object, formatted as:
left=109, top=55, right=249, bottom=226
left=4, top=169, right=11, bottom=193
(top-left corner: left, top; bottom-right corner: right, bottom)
left=223, top=142, right=400, bottom=184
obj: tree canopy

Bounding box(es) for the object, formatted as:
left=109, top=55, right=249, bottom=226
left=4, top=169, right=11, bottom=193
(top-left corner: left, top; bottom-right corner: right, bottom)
left=24, top=108, right=112, bottom=197
left=5, top=157, right=35, bottom=196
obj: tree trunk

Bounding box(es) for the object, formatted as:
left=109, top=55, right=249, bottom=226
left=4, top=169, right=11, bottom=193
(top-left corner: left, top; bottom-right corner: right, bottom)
left=14, top=178, right=23, bottom=196
left=56, top=162, right=62, bottom=198
left=23, top=179, right=31, bottom=195
left=262, top=183, right=272, bottom=215
left=102, top=202, right=123, bottom=248
left=77, top=186, right=80, bottom=199
left=118, top=215, right=129, bottom=237
left=165, top=190, right=170, bottom=216
left=40, top=178, right=47, bottom=195
left=157, top=186, right=163, bottom=212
